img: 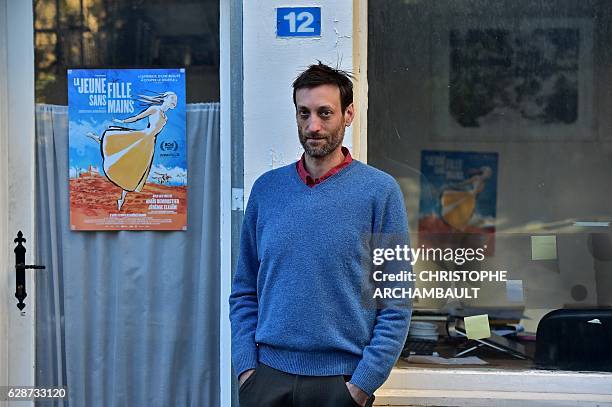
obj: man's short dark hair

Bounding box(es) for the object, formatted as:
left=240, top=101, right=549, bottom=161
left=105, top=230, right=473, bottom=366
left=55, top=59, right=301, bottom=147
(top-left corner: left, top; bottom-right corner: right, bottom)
left=292, top=62, right=354, bottom=113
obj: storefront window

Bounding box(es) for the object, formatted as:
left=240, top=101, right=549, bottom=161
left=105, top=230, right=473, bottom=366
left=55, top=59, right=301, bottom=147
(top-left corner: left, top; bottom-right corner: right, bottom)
left=369, top=0, right=612, bottom=372
left=34, top=0, right=219, bottom=103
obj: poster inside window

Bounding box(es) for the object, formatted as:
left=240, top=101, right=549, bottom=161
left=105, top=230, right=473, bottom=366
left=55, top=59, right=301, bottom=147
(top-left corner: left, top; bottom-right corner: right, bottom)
left=418, top=150, right=498, bottom=254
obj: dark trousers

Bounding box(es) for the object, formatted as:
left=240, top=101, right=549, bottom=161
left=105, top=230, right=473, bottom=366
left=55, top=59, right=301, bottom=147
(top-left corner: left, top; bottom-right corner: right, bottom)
left=238, top=363, right=375, bottom=407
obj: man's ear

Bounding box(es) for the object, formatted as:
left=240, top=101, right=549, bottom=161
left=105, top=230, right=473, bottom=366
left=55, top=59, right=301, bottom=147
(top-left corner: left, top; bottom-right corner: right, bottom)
left=344, top=103, right=355, bottom=127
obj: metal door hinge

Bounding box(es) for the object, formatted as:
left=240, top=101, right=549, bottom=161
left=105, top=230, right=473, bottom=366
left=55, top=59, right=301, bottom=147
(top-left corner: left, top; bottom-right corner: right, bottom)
left=232, top=188, right=244, bottom=211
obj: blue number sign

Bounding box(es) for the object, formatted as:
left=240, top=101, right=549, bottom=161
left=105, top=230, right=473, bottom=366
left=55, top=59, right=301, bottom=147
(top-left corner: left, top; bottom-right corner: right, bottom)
left=277, top=7, right=321, bottom=37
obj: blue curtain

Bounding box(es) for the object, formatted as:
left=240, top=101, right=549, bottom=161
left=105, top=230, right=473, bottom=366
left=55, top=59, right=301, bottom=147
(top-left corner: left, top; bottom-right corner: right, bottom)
left=34, top=103, right=220, bottom=406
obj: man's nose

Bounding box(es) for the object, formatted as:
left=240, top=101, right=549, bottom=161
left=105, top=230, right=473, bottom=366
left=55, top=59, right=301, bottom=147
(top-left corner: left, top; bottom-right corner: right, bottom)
left=307, top=117, right=322, bottom=133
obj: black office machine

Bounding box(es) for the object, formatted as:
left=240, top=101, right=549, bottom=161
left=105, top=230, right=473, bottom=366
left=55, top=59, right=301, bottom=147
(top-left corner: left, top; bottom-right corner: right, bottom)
left=535, top=309, right=612, bottom=372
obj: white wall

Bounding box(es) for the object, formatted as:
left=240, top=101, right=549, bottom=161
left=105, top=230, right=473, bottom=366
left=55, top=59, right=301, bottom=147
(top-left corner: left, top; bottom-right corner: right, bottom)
left=243, top=1, right=354, bottom=200
left=0, top=0, right=36, bottom=395
left=0, top=0, right=9, bottom=394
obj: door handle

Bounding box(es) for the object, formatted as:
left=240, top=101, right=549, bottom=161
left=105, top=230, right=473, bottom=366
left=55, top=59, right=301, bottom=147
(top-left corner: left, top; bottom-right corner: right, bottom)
left=14, top=231, right=45, bottom=310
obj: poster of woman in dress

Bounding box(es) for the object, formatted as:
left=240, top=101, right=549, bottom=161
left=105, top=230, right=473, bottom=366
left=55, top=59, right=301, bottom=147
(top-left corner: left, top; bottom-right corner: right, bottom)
left=68, top=69, right=187, bottom=231
left=418, top=150, right=498, bottom=254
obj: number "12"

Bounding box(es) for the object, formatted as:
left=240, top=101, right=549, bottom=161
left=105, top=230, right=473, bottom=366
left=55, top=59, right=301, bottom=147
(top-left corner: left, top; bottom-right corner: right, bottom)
left=283, top=11, right=315, bottom=33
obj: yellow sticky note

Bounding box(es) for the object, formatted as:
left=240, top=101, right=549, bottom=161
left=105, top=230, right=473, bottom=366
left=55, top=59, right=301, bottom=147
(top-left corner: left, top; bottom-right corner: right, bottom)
left=464, top=314, right=491, bottom=340
left=531, top=235, right=557, bottom=260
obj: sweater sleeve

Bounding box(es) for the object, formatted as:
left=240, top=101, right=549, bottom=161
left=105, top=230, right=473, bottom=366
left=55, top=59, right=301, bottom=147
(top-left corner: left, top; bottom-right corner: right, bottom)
left=229, top=190, right=260, bottom=377
left=349, top=181, right=413, bottom=396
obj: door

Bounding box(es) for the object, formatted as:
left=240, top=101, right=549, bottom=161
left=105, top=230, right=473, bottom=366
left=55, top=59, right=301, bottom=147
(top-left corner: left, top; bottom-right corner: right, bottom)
left=1, top=0, right=36, bottom=405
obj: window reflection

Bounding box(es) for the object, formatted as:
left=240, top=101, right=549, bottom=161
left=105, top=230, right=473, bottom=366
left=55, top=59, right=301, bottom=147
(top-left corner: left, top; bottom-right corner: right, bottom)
left=34, top=0, right=219, bottom=104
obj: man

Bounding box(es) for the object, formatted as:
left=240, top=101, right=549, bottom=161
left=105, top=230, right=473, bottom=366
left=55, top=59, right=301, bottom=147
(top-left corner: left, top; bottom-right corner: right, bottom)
left=230, top=62, right=412, bottom=407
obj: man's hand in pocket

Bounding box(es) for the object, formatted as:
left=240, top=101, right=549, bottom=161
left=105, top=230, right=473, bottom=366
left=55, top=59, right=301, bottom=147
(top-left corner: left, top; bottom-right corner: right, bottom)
left=346, top=382, right=369, bottom=407
left=239, top=369, right=256, bottom=386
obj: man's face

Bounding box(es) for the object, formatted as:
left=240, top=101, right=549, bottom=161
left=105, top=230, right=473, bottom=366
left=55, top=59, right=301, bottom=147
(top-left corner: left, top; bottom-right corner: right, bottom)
left=295, top=84, right=354, bottom=158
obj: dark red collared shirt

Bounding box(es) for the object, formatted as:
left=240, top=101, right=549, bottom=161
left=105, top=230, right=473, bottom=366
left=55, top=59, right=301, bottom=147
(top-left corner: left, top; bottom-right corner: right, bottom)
left=296, top=146, right=353, bottom=187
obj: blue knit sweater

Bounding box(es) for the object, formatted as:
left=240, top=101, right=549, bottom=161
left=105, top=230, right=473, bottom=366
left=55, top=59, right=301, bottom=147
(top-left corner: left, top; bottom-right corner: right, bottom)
left=229, top=160, right=412, bottom=396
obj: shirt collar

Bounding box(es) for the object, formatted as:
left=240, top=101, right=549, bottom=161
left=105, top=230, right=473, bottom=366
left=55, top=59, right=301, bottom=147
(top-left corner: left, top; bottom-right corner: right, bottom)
left=296, top=146, right=353, bottom=187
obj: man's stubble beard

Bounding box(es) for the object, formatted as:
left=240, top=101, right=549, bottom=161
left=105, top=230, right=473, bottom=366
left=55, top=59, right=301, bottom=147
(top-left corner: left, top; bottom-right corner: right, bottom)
left=298, top=120, right=345, bottom=158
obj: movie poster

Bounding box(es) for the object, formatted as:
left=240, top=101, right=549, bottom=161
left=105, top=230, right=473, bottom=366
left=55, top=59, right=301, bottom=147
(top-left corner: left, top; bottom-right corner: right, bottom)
left=418, top=150, right=498, bottom=253
left=68, top=68, right=187, bottom=231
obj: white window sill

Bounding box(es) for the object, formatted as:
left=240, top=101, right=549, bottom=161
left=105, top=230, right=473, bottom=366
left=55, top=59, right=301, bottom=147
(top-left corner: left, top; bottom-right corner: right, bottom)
left=374, top=366, right=612, bottom=406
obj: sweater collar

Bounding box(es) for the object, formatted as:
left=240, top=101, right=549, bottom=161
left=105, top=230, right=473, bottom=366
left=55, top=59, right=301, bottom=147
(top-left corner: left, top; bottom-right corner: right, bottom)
left=296, top=147, right=353, bottom=188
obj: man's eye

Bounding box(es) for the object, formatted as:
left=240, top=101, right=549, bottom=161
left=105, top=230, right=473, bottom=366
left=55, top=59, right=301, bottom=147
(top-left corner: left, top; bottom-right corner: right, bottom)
left=320, top=111, right=332, bottom=117
left=299, top=112, right=309, bottom=119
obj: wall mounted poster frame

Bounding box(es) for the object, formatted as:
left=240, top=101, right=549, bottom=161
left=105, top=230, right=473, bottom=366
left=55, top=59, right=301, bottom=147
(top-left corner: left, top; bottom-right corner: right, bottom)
left=68, top=68, right=187, bottom=231
left=431, top=18, right=595, bottom=141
